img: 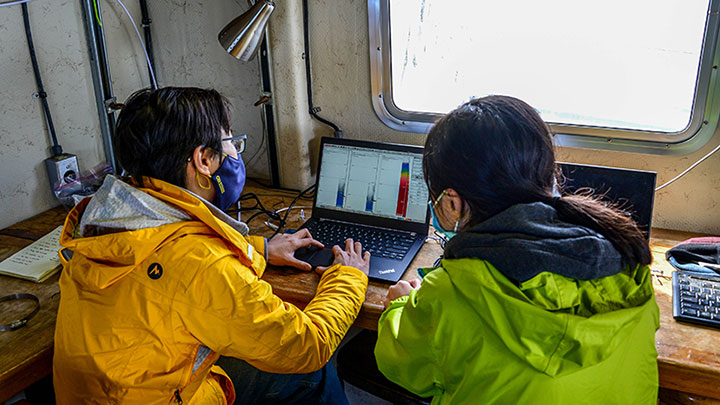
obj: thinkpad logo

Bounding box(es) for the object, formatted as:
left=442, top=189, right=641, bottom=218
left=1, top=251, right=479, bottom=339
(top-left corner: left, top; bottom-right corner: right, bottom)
left=147, top=263, right=163, bottom=280
left=378, top=269, right=396, bottom=275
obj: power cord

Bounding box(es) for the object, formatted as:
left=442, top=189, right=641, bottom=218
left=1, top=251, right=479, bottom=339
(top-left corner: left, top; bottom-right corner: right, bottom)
left=0, top=0, right=31, bottom=7
left=234, top=185, right=316, bottom=237
left=245, top=210, right=274, bottom=224
left=264, top=205, right=312, bottom=231
left=246, top=177, right=316, bottom=197
left=22, top=2, right=62, bottom=157
left=302, top=0, right=343, bottom=138
left=112, top=0, right=158, bottom=89
left=269, top=184, right=317, bottom=240
left=432, top=230, right=448, bottom=249
left=655, top=141, right=720, bottom=191
left=138, top=0, right=156, bottom=88
left=230, top=193, right=282, bottom=222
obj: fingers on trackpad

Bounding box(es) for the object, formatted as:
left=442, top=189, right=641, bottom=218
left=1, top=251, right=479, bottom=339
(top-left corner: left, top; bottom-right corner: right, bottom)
left=294, top=245, right=321, bottom=261
left=310, top=248, right=334, bottom=267
left=295, top=247, right=334, bottom=269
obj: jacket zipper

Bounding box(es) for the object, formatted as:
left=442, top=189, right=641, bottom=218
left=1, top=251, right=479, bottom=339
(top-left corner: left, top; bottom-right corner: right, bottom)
left=174, top=389, right=183, bottom=404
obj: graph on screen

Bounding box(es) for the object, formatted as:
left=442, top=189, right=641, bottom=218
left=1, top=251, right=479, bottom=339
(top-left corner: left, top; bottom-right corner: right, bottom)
left=316, top=144, right=428, bottom=223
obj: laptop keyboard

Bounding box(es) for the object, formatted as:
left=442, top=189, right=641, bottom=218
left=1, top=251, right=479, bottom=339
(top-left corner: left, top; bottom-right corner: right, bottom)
left=304, top=220, right=417, bottom=260
left=672, top=271, right=720, bottom=329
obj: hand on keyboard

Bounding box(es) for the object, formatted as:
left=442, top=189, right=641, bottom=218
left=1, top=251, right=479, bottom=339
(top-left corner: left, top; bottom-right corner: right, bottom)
left=267, top=229, right=324, bottom=271
left=317, top=238, right=371, bottom=276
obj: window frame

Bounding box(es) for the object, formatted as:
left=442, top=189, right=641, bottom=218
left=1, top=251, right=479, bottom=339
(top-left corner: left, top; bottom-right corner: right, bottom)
left=368, top=0, right=720, bottom=155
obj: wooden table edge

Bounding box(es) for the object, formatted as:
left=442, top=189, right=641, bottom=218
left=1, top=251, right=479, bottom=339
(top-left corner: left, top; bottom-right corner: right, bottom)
left=0, top=345, right=54, bottom=403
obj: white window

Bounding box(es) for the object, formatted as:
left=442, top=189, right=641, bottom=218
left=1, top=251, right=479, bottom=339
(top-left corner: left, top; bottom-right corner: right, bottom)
left=368, top=0, right=720, bottom=154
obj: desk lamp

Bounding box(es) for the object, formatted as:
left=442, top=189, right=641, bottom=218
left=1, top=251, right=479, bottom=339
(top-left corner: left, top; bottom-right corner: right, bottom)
left=218, top=0, right=275, bottom=61
left=217, top=0, right=281, bottom=188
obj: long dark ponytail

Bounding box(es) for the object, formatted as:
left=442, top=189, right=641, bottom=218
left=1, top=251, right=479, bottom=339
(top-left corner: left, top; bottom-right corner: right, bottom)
left=423, top=95, right=651, bottom=269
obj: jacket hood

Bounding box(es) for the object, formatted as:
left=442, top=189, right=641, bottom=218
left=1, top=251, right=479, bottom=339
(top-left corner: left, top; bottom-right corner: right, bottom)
left=440, top=258, right=657, bottom=377
left=60, top=175, right=256, bottom=290
left=444, top=202, right=625, bottom=283
left=435, top=202, right=657, bottom=377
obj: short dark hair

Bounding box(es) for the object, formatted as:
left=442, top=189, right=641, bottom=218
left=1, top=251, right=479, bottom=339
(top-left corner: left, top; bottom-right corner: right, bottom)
left=113, top=87, right=231, bottom=187
left=424, top=95, right=651, bottom=268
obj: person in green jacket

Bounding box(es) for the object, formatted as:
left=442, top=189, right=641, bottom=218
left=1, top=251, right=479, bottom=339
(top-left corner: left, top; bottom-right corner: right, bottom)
left=375, top=95, right=659, bottom=404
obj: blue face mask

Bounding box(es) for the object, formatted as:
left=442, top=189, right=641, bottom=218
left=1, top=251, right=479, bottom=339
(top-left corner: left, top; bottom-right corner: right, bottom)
left=210, top=154, right=246, bottom=211
left=429, top=190, right=458, bottom=240
left=429, top=202, right=456, bottom=240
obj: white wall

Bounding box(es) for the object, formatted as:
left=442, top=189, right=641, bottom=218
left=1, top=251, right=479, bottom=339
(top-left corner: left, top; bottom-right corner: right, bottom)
left=270, top=0, right=720, bottom=234
left=0, top=1, right=103, bottom=229
left=0, top=0, right=268, bottom=229
left=2, top=0, right=719, bottom=234
left=104, top=0, right=269, bottom=178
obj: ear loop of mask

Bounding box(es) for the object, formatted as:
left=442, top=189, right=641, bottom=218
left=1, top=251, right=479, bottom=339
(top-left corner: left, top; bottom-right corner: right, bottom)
left=447, top=193, right=470, bottom=233
left=196, top=171, right=212, bottom=190
left=434, top=189, right=463, bottom=233
left=189, top=151, right=214, bottom=190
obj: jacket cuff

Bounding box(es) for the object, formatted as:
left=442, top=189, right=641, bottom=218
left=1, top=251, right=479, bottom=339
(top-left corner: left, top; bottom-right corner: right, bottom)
left=321, top=263, right=369, bottom=282
left=245, top=236, right=267, bottom=262
left=388, top=294, right=410, bottom=309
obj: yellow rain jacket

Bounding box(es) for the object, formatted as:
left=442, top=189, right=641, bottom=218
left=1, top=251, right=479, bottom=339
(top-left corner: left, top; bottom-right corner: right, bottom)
left=53, top=176, right=368, bottom=404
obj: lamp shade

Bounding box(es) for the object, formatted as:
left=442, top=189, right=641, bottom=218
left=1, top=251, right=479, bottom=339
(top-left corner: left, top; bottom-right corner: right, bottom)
left=218, top=0, right=275, bottom=61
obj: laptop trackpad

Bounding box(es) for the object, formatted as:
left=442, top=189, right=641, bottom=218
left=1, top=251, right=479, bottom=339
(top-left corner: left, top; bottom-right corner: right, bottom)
left=294, top=247, right=335, bottom=269
left=309, top=248, right=335, bottom=268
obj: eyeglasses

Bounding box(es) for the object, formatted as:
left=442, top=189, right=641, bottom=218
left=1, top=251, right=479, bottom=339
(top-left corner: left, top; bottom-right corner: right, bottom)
left=221, top=133, right=247, bottom=154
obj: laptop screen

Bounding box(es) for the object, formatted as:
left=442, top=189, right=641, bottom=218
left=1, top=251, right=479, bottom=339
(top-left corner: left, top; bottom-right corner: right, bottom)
left=316, top=143, right=429, bottom=223
left=558, top=162, right=656, bottom=239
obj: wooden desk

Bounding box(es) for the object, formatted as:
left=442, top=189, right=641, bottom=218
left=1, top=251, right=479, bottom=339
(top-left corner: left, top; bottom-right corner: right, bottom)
left=649, top=229, right=720, bottom=401
left=245, top=184, right=439, bottom=329
left=1, top=186, right=719, bottom=402
left=0, top=207, right=66, bottom=402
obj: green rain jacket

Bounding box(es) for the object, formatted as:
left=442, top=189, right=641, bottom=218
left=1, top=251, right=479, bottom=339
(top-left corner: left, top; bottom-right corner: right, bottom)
left=375, top=203, right=659, bottom=404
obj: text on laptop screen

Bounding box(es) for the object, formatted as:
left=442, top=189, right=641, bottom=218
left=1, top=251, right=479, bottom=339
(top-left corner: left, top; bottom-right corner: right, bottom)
left=316, top=143, right=429, bottom=223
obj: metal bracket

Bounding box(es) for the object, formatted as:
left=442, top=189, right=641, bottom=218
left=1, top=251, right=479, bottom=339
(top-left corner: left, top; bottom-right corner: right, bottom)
left=104, top=97, right=117, bottom=113
left=254, top=91, right=273, bottom=106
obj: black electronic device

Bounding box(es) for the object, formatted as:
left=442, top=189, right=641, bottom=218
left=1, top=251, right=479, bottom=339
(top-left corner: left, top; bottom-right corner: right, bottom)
left=558, top=163, right=657, bottom=239
left=672, top=270, right=720, bottom=329
left=294, top=137, right=430, bottom=283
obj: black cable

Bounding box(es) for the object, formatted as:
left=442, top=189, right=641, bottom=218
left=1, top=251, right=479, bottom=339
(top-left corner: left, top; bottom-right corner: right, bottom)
left=245, top=210, right=271, bottom=224
left=138, top=0, right=157, bottom=89
left=236, top=193, right=282, bottom=220
left=301, top=0, right=343, bottom=138
left=22, top=2, right=62, bottom=157
left=247, top=177, right=316, bottom=197
left=269, top=184, right=317, bottom=240
left=228, top=195, right=266, bottom=214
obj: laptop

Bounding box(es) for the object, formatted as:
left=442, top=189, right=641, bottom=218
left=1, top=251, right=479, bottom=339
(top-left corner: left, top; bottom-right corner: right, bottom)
left=293, top=137, right=430, bottom=283
left=558, top=162, right=657, bottom=239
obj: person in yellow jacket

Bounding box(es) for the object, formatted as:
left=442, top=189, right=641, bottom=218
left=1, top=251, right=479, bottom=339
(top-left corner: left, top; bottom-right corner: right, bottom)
left=53, top=87, right=370, bottom=404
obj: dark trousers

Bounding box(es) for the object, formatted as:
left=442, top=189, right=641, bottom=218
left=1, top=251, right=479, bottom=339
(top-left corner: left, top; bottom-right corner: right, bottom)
left=215, top=356, right=348, bottom=405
